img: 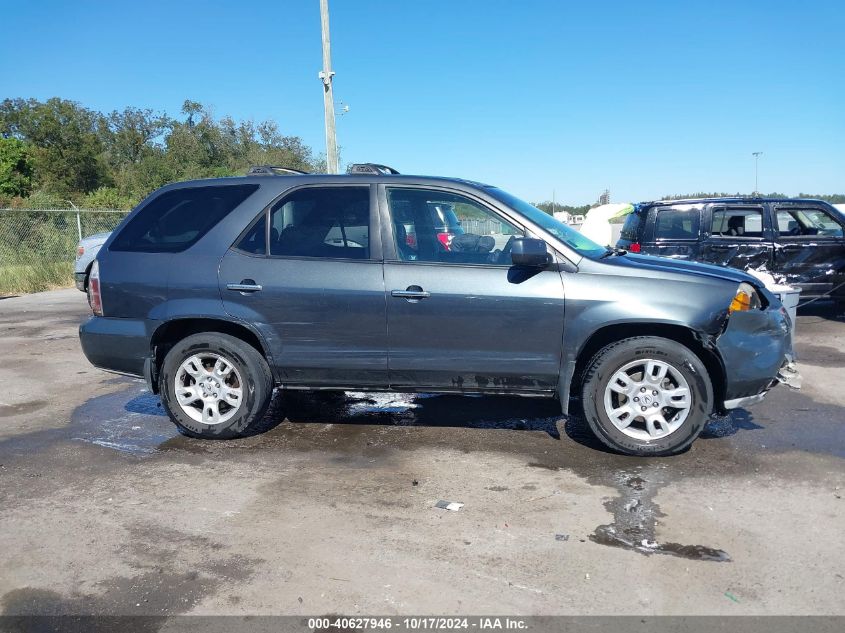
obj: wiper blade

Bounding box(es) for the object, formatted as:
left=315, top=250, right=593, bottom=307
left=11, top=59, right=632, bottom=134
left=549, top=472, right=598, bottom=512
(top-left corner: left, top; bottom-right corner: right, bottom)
left=600, top=246, right=628, bottom=259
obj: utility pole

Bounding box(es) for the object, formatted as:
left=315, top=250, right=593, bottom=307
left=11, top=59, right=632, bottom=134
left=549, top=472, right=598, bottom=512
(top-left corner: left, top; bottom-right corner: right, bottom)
left=319, top=0, right=339, bottom=174
left=752, top=152, right=763, bottom=195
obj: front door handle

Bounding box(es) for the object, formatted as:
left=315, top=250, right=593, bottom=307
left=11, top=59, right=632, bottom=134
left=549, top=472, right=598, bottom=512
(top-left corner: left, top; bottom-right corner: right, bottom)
left=227, top=280, right=263, bottom=293
left=391, top=285, right=430, bottom=301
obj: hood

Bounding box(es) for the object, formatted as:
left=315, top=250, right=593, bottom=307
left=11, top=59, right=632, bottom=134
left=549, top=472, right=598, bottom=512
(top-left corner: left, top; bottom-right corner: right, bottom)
left=598, top=253, right=755, bottom=286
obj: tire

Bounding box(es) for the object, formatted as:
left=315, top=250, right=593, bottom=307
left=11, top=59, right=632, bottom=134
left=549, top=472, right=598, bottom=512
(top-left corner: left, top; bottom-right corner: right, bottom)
left=159, top=333, right=274, bottom=439
left=82, top=263, right=93, bottom=292
left=581, top=336, right=712, bottom=456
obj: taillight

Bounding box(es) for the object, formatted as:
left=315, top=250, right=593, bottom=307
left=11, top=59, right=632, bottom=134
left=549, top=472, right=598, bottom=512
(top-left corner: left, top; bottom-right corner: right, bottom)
left=629, top=242, right=641, bottom=253
left=436, top=232, right=453, bottom=250
left=76, top=245, right=85, bottom=257
left=406, top=233, right=417, bottom=248
left=88, top=260, right=103, bottom=316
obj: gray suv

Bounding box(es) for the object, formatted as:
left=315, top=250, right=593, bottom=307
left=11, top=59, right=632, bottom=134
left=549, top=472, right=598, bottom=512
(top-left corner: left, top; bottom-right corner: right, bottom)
left=79, top=165, right=794, bottom=456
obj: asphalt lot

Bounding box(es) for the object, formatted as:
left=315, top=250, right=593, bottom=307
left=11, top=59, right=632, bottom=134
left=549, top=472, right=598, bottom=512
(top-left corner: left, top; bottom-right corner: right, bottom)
left=0, top=289, right=843, bottom=618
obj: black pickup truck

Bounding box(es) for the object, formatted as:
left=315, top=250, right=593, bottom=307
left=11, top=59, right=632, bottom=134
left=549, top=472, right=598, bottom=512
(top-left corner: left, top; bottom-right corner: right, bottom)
left=616, top=197, right=845, bottom=305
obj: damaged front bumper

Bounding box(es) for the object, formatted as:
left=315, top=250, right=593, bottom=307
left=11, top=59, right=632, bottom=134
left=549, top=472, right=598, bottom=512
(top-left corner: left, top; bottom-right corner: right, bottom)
left=723, top=361, right=802, bottom=409
left=716, top=305, right=800, bottom=410
left=777, top=360, right=803, bottom=390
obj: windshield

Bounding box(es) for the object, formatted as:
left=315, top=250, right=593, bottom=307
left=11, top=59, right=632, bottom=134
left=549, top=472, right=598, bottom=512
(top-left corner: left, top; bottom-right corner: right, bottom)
left=486, top=187, right=606, bottom=258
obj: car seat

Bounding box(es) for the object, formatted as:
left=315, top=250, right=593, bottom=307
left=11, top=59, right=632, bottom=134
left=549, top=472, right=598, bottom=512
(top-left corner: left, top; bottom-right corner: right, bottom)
left=668, top=217, right=690, bottom=239
left=393, top=223, right=417, bottom=260
left=727, top=216, right=745, bottom=236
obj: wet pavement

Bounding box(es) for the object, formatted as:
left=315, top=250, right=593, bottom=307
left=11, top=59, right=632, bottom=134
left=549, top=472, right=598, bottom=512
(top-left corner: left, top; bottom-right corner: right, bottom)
left=54, top=376, right=845, bottom=567
left=0, top=289, right=843, bottom=618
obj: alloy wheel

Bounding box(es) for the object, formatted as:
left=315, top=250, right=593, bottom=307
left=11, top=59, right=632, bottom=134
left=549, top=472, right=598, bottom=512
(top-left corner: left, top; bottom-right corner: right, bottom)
left=174, top=353, right=244, bottom=425
left=602, top=358, right=691, bottom=440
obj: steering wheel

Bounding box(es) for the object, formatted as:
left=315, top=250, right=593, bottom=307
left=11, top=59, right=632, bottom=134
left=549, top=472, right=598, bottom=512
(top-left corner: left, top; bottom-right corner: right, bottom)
left=492, top=235, right=516, bottom=265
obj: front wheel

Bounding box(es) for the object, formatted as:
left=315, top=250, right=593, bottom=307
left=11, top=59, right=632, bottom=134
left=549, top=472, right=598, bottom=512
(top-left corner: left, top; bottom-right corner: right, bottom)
left=159, top=333, right=274, bottom=439
left=581, top=336, right=713, bottom=456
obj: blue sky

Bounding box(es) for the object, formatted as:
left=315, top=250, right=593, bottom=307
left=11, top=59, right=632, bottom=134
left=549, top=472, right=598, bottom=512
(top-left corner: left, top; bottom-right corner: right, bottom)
left=1, top=0, right=843, bottom=204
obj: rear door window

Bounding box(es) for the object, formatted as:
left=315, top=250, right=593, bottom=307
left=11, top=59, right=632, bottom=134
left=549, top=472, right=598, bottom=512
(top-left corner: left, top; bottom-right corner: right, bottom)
left=269, top=186, right=371, bottom=259
left=111, top=184, right=259, bottom=252
left=653, top=206, right=700, bottom=240
left=711, top=206, right=765, bottom=239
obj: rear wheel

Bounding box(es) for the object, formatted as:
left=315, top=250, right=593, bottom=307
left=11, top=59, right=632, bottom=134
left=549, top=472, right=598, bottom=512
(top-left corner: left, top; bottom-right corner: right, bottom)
left=581, top=336, right=712, bottom=456
left=82, top=263, right=93, bottom=292
left=159, top=333, right=274, bottom=438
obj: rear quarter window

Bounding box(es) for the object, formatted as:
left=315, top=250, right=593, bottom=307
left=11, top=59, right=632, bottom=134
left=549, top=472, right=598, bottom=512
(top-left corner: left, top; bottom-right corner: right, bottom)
left=620, top=212, right=643, bottom=241
left=110, top=184, right=259, bottom=253
left=653, top=205, right=701, bottom=240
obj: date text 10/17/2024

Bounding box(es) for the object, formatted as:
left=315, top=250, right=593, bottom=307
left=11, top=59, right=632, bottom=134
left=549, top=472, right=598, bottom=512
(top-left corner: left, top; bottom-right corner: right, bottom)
left=309, top=617, right=528, bottom=630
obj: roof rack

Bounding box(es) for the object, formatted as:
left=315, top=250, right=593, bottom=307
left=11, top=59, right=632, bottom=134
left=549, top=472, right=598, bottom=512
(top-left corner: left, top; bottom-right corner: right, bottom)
left=346, top=163, right=400, bottom=175
left=247, top=165, right=309, bottom=176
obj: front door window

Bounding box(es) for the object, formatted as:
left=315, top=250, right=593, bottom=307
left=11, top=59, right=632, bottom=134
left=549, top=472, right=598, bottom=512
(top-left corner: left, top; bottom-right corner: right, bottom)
left=386, top=188, right=523, bottom=265
left=776, top=207, right=843, bottom=238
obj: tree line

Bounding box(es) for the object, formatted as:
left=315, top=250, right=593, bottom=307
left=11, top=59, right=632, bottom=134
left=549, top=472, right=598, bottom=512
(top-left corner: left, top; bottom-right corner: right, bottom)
left=660, top=191, right=845, bottom=204
left=1, top=97, right=842, bottom=211
left=0, top=97, right=319, bottom=209
left=532, top=191, right=845, bottom=214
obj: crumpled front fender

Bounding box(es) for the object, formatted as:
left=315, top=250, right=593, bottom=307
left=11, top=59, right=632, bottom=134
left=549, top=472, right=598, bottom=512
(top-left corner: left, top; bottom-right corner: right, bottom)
left=715, top=306, right=793, bottom=403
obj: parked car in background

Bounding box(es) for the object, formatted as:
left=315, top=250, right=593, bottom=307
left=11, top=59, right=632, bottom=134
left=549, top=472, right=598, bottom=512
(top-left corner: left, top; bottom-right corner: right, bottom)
left=617, top=198, right=845, bottom=305
left=74, top=232, right=112, bottom=291
left=79, top=166, right=795, bottom=456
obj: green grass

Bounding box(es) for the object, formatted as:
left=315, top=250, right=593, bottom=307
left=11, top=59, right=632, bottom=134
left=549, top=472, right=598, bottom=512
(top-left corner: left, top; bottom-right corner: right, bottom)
left=0, top=260, right=74, bottom=295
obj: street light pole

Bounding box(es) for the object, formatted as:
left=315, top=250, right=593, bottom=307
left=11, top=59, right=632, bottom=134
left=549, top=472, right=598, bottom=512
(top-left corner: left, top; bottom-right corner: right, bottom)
left=319, top=0, right=339, bottom=174
left=752, top=152, right=763, bottom=195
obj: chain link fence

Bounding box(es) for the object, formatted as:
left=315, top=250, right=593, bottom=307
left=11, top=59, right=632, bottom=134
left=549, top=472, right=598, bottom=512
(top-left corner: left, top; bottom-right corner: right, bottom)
left=0, top=207, right=128, bottom=295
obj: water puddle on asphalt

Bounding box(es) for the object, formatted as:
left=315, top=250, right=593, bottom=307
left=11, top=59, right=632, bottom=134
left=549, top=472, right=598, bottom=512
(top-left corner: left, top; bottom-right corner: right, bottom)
left=69, top=384, right=565, bottom=456
left=71, top=385, right=176, bottom=455
left=588, top=467, right=731, bottom=562
left=68, top=386, right=474, bottom=456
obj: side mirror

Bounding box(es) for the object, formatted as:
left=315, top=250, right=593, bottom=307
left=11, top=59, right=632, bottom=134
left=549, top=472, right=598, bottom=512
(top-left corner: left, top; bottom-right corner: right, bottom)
left=510, top=237, right=551, bottom=267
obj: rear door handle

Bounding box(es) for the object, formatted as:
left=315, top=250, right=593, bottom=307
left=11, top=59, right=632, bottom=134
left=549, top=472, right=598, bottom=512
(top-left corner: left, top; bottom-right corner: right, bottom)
left=391, top=285, right=430, bottom=301
left=227, top=281, right=263, bottom=293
